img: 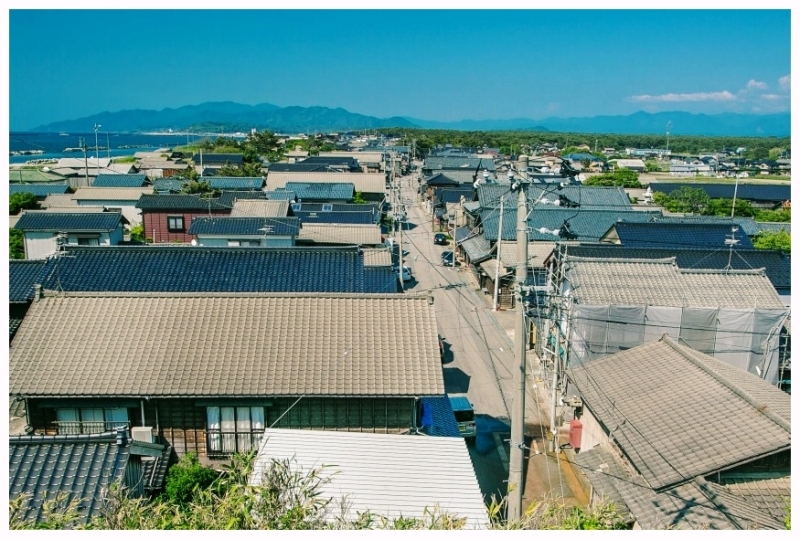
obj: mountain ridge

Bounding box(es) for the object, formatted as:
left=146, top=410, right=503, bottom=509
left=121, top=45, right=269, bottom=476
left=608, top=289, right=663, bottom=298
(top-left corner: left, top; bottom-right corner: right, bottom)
left=30, top=102, right=790, bottom=137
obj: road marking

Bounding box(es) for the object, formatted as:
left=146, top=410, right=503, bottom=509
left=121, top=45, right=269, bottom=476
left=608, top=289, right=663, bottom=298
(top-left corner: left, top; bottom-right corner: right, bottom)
left=494, top=432, right=510, bottom=474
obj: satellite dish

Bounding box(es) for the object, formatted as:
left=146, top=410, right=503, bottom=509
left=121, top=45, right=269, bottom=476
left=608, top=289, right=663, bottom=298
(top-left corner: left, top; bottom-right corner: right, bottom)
left=191, top=239, right=198, bottom=246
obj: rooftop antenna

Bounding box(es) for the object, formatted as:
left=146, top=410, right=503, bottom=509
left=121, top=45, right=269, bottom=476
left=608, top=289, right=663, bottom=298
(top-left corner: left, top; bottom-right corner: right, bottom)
left=724, top=225, right=739, bottom=271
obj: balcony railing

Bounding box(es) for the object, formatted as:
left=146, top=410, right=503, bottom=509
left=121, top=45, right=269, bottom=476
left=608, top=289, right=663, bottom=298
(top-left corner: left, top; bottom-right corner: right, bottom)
left=207, top=429, right=264, bottom=456
left=54, top=421, right=130, bottom=435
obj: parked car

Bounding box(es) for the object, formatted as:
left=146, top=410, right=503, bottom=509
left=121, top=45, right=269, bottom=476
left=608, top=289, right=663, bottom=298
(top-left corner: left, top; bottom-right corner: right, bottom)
left=441, top=250, right=456, bottom=266
left=395, top=265, right=412, bottom=282
left=448, top=394, right=476, bottom=441
left=433, top=233, right=448, bottom=245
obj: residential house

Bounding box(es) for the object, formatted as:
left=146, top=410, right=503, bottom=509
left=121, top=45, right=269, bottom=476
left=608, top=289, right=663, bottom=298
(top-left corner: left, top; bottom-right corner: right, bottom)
left=600, top=221, right=753, bottom=249
left=189, top=216, right=300, bottom=247
left=9, top=259, right=46, bottom=342
left=9, top=430, right=171, bottom=527
left=297, top=223, right=383, bottom=248
left=318, top=151, right=385, bottom=172
left=268, top=162, right=333, bottom=173
left=539, top=252, right=789, bottom=384
left=611, top=158, right=645, bottom=172
left=284, top=146, right=309, bottom=163
left=568, top=335, right=790, bottom=529
left=152, top=178, right=185, bottom=193
left=137, top=158, right=191, bottom=179
left=9, top=183, right=71, bottom=200
left=191, top=152, right=244, bottom=171
left=32, top=245, right=396, bottom=295
left=265, top=172, right=386, bottom=202
left=422, top=156, right=495, bottom=178
left=13, top=211, right=125, bottom=259
left=10, top=292, right=444, bottom=462
left=205, top=176, right=265, bottom=191
left=250, top=429, right=489, bottom=529
left=284, top=181, right=355, bottom=203
left=299, top=155, right=362, bottom=172
left=72, top=186, right=152, bottom=226
left=92, top=173, right=149, bottom=188
left=650, top=182, right=790, bottom=210
left=293, top=202, right=382, bottom=225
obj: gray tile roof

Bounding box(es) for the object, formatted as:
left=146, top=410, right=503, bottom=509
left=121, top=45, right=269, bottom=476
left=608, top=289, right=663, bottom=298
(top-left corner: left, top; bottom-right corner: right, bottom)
left=9, top=432, right=130, bottom=526
left=458, top=234, right=493, bottom=263
left=10, top=293, right=444, bottom=398
left=575, top=445, right=788, bottom=530
left=92, top=173, right=148, bottom=187
left=229, top=199, right=290, bottom=218
left=298, top=223, right=382, bottom=245
left=265, top=172, right=386, bottom=195
left=477, top=184, right=632, bottom=211
left=649, top=215, right=761, bottom=237
left=13, top=211, right=122, bottom=232
left=497, top=241, right=555, bottom=268
left=188, top=216, right=300, bottom=236
left=285, top=181, right=355, bottom=201
left=361, top=248, right=392, bottom=267
left=72, top=187, right=152, bottom=201
left=567, top=335, right=791, bottom=491
left=563, top=256, right=785, bottom=308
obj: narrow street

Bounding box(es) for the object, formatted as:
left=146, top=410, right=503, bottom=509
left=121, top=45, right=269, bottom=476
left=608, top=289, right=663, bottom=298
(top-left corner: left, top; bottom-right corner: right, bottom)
left=390, top=167, right=588, bottom=510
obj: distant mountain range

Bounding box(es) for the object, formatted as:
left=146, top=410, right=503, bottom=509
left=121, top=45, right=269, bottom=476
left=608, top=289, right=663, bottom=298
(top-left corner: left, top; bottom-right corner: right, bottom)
left=30, top=102, right=790, bottom=137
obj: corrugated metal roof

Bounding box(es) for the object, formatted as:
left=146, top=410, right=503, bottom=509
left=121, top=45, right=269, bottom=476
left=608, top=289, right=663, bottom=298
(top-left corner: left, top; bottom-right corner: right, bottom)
left=567, top=335, right=790, bottom=491
left=251, top=429, right=489, bottom=529
left=10, top=293, right=443, bottom=398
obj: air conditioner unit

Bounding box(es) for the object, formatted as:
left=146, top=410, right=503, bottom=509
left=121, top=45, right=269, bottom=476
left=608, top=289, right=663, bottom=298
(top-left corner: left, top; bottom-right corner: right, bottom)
left=131, top=426, right=154, bottom=443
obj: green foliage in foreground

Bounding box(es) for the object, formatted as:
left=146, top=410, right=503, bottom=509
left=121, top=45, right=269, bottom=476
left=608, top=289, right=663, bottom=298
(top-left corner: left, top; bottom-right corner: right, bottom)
left=8, top=451, right=629, bottom=530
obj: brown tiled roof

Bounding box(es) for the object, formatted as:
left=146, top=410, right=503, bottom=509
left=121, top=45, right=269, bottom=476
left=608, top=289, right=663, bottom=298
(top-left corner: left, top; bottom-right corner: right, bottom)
left=9, top=293, right=443, bottom=398
left=361, top=248, right=392, bottom=267
left=230, top=199, right=289, bottom=218
left=298, top=224, right=382, bottom=245
left=564, top=257, right=785, bottom=308
left=265, top=172, right=385, bottom=194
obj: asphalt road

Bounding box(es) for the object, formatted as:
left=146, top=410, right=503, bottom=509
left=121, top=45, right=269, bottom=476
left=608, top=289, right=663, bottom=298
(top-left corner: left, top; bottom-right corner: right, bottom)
left=390, top=171, right=517, bottom=504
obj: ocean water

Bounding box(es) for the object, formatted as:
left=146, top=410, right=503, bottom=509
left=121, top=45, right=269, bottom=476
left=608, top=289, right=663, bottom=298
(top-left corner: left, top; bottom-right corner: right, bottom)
left=8, top=132, right=242, bottom=164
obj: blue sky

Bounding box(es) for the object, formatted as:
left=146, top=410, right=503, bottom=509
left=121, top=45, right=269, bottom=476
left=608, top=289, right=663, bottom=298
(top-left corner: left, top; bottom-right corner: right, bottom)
left=5, top=6, right=793, bottom=131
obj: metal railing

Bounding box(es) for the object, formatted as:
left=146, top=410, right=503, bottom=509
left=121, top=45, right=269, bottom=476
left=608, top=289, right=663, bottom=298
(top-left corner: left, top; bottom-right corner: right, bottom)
left=54, top=421, right=130, bottom=435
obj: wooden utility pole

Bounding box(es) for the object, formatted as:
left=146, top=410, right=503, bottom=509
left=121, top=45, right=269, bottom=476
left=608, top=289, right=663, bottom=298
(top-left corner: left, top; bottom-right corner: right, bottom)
left=507, top=183, right=528, bottom=521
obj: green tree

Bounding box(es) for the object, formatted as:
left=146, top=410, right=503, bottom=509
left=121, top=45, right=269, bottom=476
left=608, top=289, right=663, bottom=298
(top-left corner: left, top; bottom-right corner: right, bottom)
left=162, top=452, right=219, bottom=506
left=129, top=223, right=145, bottom=242
left=9, top=192, right=39, bottom=215
left=244, top=130, right=284, bottom=163
left=181, top=179, right=220, bottom=198
left=645, top=161, right=661, bottom=172
left=583, top=169, right=641, bottom=188
left=753, top=230, right=791, bottom=253
left=755, top=208, right=791, bottom=222
left=9, top=228, right=25, bottom=259
left=659, top=186, right=710, bottom=214
left=703, top=198, right=755, bottom=217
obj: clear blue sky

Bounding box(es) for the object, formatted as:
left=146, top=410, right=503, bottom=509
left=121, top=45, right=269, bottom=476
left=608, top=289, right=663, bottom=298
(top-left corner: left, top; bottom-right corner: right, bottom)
left=6, top=7, right=792, bottom=131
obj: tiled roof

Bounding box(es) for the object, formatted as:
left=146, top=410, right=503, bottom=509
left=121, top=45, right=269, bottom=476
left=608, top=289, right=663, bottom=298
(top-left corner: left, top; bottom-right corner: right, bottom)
left=497, top=241, right=555, bottom=268
left=13, top=211, right=122, bottom=231
left=188, top=216, right=300, bottom=236
left=298, top=224, right=382, bottom=245
left=575, top=445, right=788, bottom=530
left=9, top=184, right=71, bottom=197
left=301, top=156, right=360, bottom=168
left=418, top=396, right=462, bottom=437
left=192, top=153, right=243, bottom=165
left=40, top=194, right=78, bottom=208
left=36, top=246, right=387, bottom=293
left=136, top=193, right=230, bottom=211
left=361, top=248, right=392, bottom=267
left=476, top=184, right=632, bottom=211
left=363, top=266, right=400, bottom=293
left=563, top=256, right=785, bottom=308
left=651, top=183, right=791, bottom=202
left=92, top=173, right=148, bottom=187
left=10, top=293, right=444, bottom=397
left=454, top=226, right=474, bottom=243
left=9, top=432, right=130, bottom=526
left=152, top=178, right=185, bottom=192
left=459, top=234, right=493, bottom=263
left=435, top=187, right=474, bottom=204
left=266, top=172, right=386, bottom=194
left=9, top=260, right=46, bottom=303
left=72, top=187, right=152, bottom=201
left=567, top=335, right=791, bottom=491
left=435, top=170, right=496, bottom=184
left=481, top=207, right=661, bottom=241
left=611, top=222, right=754, bottom=249
left=268, top=163, right=330, bottom=172
left=251, top=429, right=488, bottom=529
left=264, top=189, right=297, bottom=200
left=425, top=173, right=460, bottom=187
left=293, top=202, right=380, bottom=213
left=562, top=244, right=791, bottom=289
left=425, top=156, right=496, bottom=171
left=295, top=210, right=377, bottom=224
left=285, top=181, right=355, bottom=201
left=207, top=176, right=264, bottom=190
left=646, top=214, right=761, bottom=237
left=230, top=199, right=289, bottom=218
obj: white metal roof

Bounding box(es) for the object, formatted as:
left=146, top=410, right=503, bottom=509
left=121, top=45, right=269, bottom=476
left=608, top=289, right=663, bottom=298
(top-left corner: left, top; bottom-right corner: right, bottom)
left=250, top=429, right=489, bottom=529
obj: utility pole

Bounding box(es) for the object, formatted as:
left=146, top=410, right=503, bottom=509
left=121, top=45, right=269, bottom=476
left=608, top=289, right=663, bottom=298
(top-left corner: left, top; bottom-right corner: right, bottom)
left=492, top=194, right=505, bottom=311
left=81, top=137, right=89, bottom=187
left=507, top=182, right=528, bottom=521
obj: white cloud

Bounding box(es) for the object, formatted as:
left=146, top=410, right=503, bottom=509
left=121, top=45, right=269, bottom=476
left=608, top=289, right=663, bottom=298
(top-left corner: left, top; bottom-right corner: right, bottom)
left=746, top=79, right=768, bottom=90
left=629, top=91, right=736, bottom=103
left=778, top=75, right=790, bottom=91
left=760, top=93, right=789, bottom=101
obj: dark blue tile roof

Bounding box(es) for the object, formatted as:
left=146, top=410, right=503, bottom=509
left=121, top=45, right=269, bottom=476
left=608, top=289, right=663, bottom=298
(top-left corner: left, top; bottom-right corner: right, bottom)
left=188, top=217, right=300, bottom=236
left=92, top=174, right=148, bottom=187
left=454, top=226, right=474, bottom=243
left=38, top=246, right=395, bottom=293
left=267, top=163, right=330, bottom=172
left=207, top=176, right=264, bottom=190
left=285, top=182, right=355, bottom=201
left=363, top=266, right=399, bottom=293
left=301, top=156, right=360, bottom=169
left=9, top=184, right=71, bottom=198
left=436, top=187, right=474, bottom=204
left=192, top=153, right=243, bottom=165
left=650, top=183, right=791, bottom=202
left=9, top=260, right=47, bottom=302
left=648, top=215, right=761, bottom=236
left=152, top=178, right=185, bottom=192
left=265, top=190, right=297, bottom=200
left=13, top=212, right=122, bottom=231
left=613, top=222, right=754, bottom=249
left=296, top=211, right=377, bottom=224
left=9, top=432, right=130, bottom=526
left=425, top=173, right=461, bottom=187
left=136, top=191, right=260, bottom=211
left=563, top=244, right=791, bottom=290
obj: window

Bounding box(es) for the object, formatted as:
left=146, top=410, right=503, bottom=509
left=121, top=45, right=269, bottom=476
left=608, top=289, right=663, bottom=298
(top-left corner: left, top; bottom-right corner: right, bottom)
left=321, top=204, right=333, bottom=212
left=56, top=407, right=129, bottom=434
left=77, top=236, right=100, bottom=246
left=167, top=215, right=185, bottom=232
left=207, top=406, right=265, bottom=454
left=227, top=240, right=261, bottom=247
left=291, top=203, right=302, bottom=212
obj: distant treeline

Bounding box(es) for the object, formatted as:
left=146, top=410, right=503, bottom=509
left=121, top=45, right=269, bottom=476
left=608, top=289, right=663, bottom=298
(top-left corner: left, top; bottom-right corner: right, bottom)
left=379, top=128, right=790, bottom=160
